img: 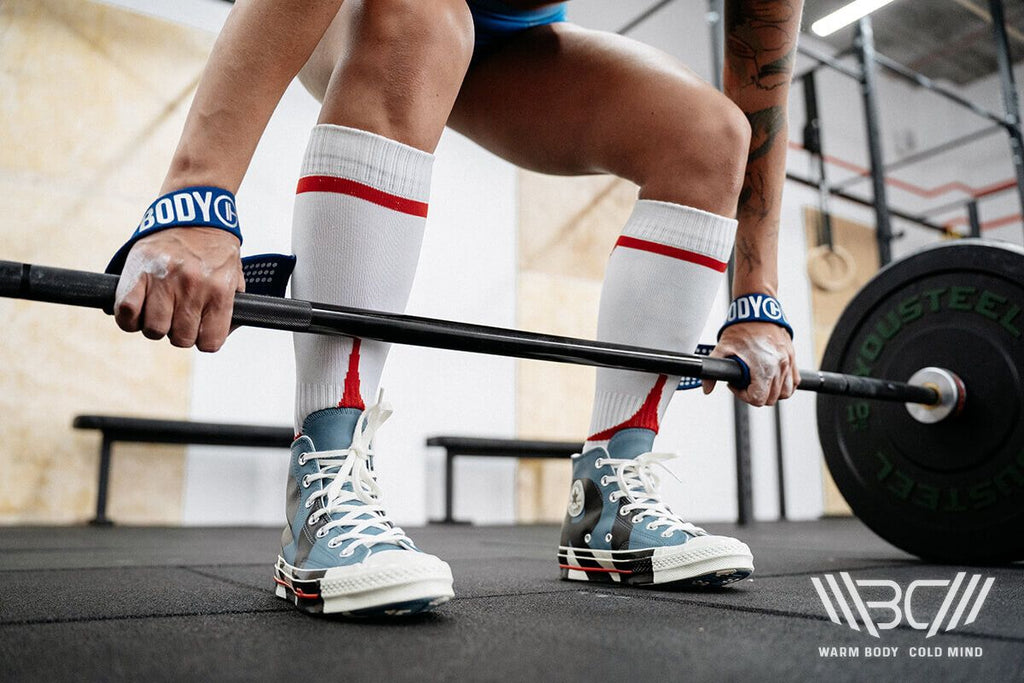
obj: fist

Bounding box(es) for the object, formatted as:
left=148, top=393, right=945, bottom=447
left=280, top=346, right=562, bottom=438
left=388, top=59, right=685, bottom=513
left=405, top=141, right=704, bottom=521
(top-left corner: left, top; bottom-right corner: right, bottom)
left=113, top=227, right=244, bottom=352
left=702, top=323, right=799, bottom=406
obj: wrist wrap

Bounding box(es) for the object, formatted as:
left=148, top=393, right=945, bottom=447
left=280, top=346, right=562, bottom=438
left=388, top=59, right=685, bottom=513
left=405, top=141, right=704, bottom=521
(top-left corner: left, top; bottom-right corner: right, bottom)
left=718, top=293, right=793, bottom=340
left=106, top=186, right=242, bottom=274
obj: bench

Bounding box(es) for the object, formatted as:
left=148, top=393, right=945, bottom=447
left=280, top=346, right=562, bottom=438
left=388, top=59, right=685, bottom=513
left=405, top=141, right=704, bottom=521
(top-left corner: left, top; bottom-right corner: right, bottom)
left=73, top=415, right=294, bottom=525
left=73, top=416, right=581, bottom=526
left=426, top=436, right=580, bottom=524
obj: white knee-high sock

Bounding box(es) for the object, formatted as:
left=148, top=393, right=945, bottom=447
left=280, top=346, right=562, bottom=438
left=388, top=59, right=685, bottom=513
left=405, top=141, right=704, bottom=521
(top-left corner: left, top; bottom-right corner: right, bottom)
left=292, top=124, right=432, bottom=429
left=584, top=199, right=737, bottom=451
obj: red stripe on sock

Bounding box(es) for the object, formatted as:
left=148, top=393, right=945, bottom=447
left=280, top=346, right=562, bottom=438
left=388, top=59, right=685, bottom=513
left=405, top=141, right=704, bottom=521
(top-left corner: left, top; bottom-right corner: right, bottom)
left=296, top=175, right=429, bottom=217
left=615, top=235, right=728, bottom=272
left=338, top=338, right=366, bottom=411
left=587, top=375, right=668, bottom=442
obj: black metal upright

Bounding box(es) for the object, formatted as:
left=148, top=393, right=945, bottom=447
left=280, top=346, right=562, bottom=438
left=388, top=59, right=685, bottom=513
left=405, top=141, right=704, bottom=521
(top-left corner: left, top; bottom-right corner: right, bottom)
left=967, top=200, right=982, bottom=238
left=708, top=0, right=754, bottom=526
left=988, top=0, right=1024, bottom=238
left=855, top=16, right=895, bottom=265
left=803, top=71, right=835, bottom=249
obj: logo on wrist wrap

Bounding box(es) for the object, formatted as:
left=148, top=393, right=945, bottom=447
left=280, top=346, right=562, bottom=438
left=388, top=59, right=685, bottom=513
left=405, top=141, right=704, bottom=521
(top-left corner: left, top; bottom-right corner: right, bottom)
left=719, top=293, right=794, bottom=339
left=105, top=185, right=242, bottom=275
left=137, top=188, right=238, bottom=231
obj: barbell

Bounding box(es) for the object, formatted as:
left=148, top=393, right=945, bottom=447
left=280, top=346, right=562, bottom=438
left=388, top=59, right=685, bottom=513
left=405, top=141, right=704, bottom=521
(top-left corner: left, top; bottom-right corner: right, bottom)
left=1, top=239, right=1022, bottom=564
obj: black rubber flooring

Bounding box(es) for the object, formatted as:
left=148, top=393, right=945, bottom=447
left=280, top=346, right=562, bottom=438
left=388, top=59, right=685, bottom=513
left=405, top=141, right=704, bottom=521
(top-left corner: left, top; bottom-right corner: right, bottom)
left=1, top=519, right=1021, bottom=682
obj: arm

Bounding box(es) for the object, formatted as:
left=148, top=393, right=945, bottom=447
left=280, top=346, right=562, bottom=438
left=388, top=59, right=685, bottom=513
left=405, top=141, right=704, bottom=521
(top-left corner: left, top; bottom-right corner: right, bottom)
left=705, top=0, right=804, bottom=405
left=163, top=0, right=344, bottom=192
left=115, top=0, right=344, bottom=351
left=724, top=0, right=802, bottom=296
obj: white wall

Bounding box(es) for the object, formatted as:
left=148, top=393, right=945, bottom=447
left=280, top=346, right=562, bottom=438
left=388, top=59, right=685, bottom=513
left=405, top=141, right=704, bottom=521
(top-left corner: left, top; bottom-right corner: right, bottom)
left=102, top=0, right=1023, bottom=527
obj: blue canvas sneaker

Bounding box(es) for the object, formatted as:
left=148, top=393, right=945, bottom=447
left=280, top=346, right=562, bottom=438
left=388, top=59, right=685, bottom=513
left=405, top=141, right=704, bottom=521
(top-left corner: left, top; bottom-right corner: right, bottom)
left=275, top=394, right=454, bottom=615
left=558, top=428, right=753, bottom=587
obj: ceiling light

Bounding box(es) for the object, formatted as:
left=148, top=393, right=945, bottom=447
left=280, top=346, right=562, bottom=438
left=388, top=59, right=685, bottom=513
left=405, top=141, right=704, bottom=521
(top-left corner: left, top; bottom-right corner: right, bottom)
left=811, top=0, right=898, bottom=37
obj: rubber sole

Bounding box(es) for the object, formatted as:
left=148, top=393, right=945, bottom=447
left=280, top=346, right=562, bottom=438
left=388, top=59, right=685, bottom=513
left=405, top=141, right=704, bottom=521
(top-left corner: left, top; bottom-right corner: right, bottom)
left=558, top=536, right=754, bottom=588
left=274, top=555, right=454, bottom=616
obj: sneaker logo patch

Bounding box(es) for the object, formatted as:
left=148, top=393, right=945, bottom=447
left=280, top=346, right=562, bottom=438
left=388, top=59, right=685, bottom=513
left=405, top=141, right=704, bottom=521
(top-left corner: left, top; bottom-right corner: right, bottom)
left=567, top=480, right=585, bottom=517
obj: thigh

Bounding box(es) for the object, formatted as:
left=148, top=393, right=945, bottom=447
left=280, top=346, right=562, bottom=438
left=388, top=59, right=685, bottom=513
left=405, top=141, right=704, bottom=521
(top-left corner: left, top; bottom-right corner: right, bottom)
left=297, top=3, right=355, bottom=103
left=449, top=22, right=748, bottom=207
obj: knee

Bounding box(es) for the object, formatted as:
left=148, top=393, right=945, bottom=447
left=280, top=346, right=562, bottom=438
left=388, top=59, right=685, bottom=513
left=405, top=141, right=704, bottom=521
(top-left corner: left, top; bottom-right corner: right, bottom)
left=359, top=0, right=474, bottom=73
left=704, top=99, right=752, bottom=197
left=314, top=0, right=475, bottom=148
left=636, top=94, right=752, bottom=215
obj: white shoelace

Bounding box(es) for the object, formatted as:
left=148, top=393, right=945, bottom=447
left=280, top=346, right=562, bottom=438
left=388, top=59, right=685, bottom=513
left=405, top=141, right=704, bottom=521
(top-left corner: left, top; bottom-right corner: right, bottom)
left=597, top=452, right=707, bottom=538
left=301, top=392, right=415, bottom=557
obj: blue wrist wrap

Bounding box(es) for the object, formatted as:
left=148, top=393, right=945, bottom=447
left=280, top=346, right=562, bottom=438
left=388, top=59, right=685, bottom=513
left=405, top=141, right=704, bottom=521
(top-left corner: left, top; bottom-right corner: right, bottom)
left=106, top=186, right=242, bottom=274
left=718, top=293, right=794, bottom=340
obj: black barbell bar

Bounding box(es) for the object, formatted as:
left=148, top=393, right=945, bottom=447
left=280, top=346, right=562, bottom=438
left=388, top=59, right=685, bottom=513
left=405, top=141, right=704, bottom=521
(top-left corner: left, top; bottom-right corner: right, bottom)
left=0, top=260, right=941, bottom=407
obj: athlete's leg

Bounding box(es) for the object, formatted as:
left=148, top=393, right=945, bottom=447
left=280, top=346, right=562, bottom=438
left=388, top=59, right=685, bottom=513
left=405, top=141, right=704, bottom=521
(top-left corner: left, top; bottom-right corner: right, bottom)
left=452, top=22, right=748, bottom=451
left=451, top=23, right=748, bottom=213
left=293, top=0, right=474, bottom=424
left=275, top=0, right=473, bottom=616
left=450, top=23, right=754, bottom=586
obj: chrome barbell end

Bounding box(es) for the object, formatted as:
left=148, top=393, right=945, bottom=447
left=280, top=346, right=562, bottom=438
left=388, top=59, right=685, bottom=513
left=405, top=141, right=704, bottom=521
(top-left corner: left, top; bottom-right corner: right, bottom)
left=905, top=366, right=966, bottom=424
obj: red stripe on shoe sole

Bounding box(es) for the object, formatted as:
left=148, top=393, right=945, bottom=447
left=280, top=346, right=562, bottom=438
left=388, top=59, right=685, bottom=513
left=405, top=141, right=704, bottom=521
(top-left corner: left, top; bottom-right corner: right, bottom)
left=615, top=235, right=728, bottom=272
left=274, top=576, right=320, bottom=599
left=296, top=175, right=429, bottom=217
left=559, top=563, right=633, bottom=574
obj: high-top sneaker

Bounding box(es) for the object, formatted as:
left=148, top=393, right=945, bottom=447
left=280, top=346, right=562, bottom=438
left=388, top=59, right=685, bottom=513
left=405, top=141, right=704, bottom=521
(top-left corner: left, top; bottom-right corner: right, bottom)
left=275, top=395, right=454, bottom=615
left=558, top=428, right=753, bottom=587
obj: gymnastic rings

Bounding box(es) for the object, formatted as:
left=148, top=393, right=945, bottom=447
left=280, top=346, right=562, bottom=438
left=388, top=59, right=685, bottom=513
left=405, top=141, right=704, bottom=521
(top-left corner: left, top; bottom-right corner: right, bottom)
left=806, top=243, right=857, bottom=292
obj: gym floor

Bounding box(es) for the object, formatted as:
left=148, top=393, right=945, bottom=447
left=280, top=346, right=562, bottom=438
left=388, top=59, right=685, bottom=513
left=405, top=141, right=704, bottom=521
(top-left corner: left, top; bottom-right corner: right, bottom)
left=1, top=519, right=1021, bottom=681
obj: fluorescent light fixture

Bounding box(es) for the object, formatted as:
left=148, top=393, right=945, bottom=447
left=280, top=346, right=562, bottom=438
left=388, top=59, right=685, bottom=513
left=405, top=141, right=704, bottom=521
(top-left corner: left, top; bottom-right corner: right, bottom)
left=811, top=0, right=898, bottom=37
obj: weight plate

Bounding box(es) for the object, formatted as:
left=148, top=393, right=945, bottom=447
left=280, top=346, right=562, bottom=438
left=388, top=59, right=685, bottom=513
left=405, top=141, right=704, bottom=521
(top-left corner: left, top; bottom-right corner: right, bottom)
left=818, top=239, right=1024, bottom=564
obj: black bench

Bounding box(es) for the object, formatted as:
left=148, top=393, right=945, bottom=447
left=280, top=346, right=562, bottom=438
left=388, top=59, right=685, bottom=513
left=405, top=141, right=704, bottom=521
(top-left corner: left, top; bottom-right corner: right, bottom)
left=426, top=436, right=580, bottom=524
left=73, top=416, right=581, bottom=526
left=73, top=415, right=293, bottom=525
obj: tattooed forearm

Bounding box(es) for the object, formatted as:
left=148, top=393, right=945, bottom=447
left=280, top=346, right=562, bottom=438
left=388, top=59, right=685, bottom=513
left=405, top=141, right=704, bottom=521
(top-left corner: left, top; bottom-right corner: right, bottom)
left=734, top=233, right=767, bottom=278
left=725, top=0, right=797, bottom=92
left=746, top=105, right=785, bottom=162
left=724, top=1, right=804, bottom=291
left=738, top=106, right=785, bottom=220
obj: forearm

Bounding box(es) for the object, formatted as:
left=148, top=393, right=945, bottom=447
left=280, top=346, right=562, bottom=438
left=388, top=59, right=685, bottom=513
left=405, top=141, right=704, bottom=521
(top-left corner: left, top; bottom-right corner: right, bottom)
left=162, top=0, right=343, bottom=193
left=723, top=0, right=804, bottom=297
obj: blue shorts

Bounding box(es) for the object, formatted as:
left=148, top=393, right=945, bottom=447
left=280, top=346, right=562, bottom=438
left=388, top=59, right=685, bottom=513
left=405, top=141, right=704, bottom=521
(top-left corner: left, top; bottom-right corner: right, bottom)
left=467, top=0, right=568, bottom=55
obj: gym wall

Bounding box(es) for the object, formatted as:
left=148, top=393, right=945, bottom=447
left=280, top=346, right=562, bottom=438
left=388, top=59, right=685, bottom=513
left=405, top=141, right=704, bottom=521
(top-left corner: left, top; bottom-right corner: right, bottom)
left=3, top=0, right=1021, bottom=527
left=0, top=0, right=211, bottom=523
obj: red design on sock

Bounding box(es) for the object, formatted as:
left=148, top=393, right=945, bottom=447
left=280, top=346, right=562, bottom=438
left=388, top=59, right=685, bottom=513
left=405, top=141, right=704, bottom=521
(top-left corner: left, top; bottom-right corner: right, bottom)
left=296, top=175, right=429, bottom=217
left=586, top=375, right=668, bottom=442
left=338, top=338, right=366, bottom=411
left=615, top=235, right=729, bottom=273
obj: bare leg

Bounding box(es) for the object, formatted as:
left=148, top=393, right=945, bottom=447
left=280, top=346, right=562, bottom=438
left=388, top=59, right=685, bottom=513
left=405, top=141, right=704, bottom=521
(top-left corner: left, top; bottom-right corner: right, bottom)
left=300, top=0, right=474, bottom=152
left=450, top=22, right=750, bottom=214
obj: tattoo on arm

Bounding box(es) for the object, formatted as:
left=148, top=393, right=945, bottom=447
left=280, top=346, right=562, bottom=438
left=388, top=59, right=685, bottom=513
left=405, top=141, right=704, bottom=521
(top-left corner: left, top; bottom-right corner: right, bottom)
left=734, top=233, right=764, bottom=277
left=746, top=106, right=784, bottom=162
left=725, top=0, right=797, bottom=92
left=724, top=1, right=802, bottom=285
left=738, top=106, right=784, bottom=220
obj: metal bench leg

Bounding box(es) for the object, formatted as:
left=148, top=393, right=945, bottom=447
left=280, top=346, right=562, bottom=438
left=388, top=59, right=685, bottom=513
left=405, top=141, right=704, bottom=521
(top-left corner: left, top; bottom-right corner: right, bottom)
left=430, top=450, right=471, bottom=525
left=444, top=451, right=455, bottom=524
left=90, top=433, right=114, bottom=526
